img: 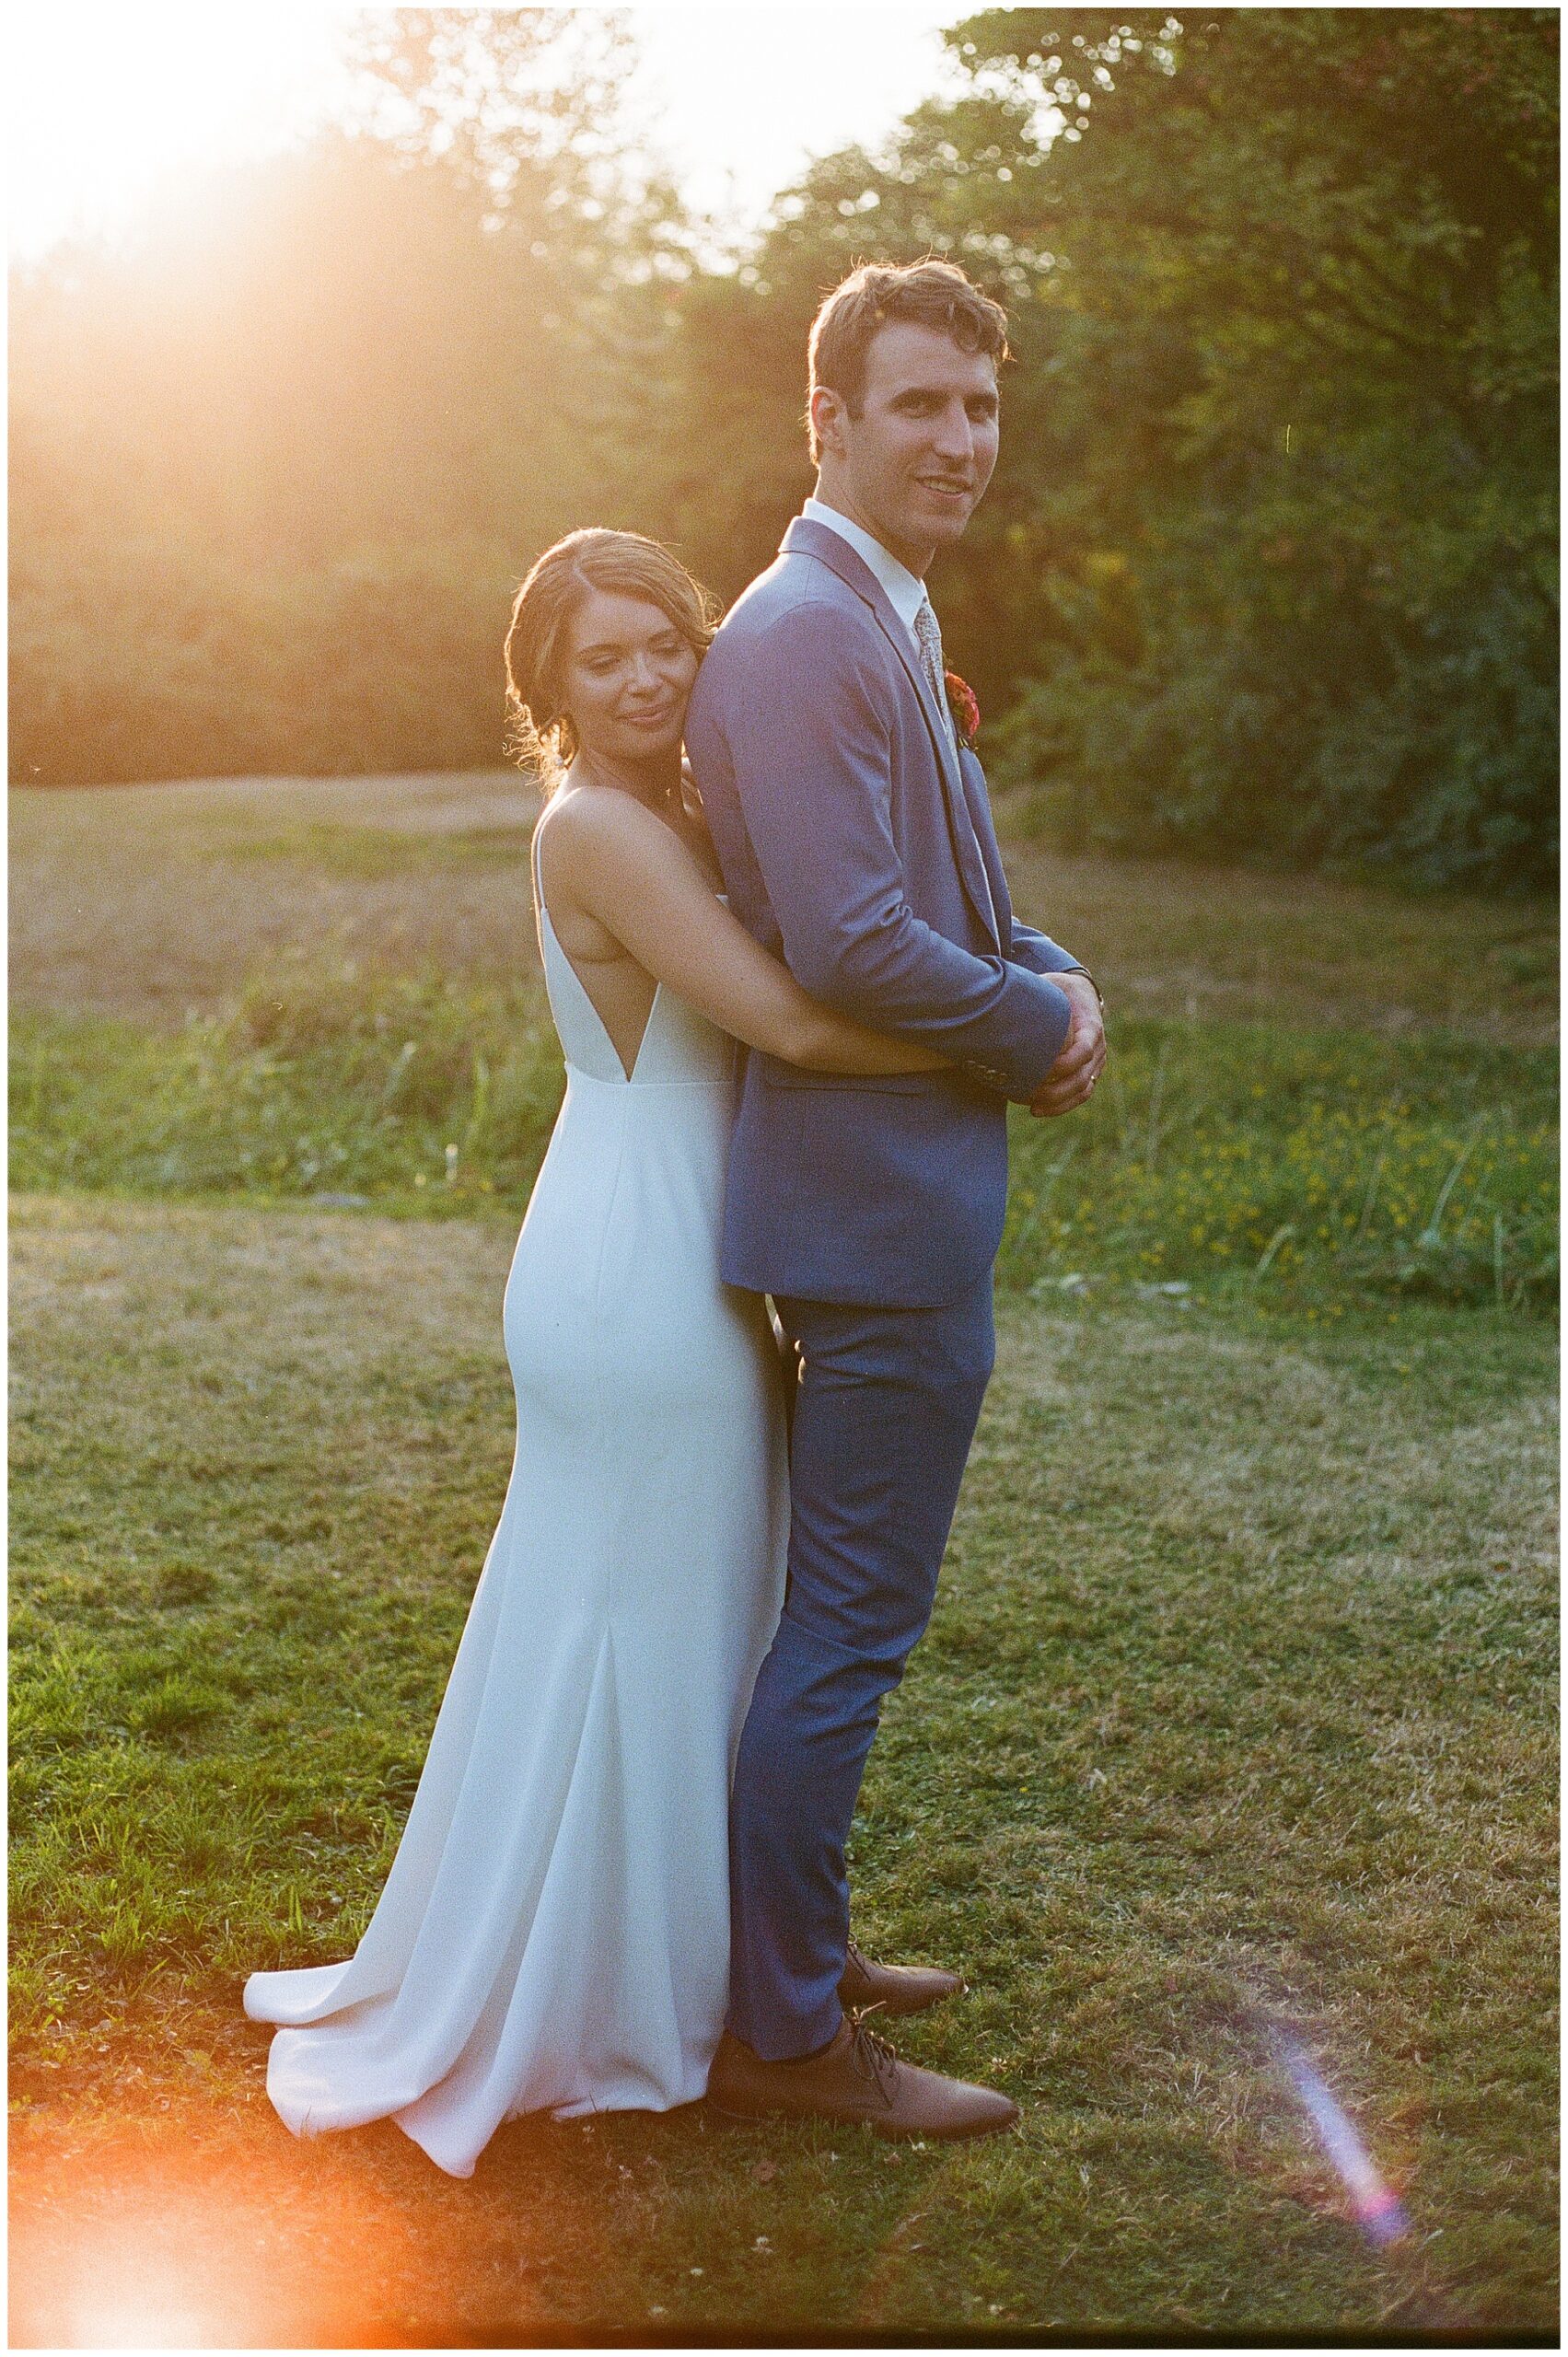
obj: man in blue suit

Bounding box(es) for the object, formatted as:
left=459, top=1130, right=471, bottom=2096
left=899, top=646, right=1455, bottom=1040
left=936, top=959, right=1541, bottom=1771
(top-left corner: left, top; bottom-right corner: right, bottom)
left=689, top=261, right=1105, bottom=2140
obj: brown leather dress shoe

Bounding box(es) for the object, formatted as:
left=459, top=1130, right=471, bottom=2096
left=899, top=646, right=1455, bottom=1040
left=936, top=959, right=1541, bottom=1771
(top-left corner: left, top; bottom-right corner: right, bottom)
left=706, top=2012, right=1018, bottom=2142
left=838, top=1933, right=964, bottom=2017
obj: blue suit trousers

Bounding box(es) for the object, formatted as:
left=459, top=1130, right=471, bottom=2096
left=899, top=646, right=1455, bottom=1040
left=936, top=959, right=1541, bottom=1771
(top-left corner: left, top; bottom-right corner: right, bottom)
left=726, top=1271, right=996, bottom=2059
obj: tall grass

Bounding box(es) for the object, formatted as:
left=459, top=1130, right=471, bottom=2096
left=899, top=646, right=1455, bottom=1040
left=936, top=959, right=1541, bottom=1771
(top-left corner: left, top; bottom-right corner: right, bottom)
left=11, top=961, right=1556, bottom=1312
left=1002, top=1019, right=1557, bottom=1312
left=11, top=961, right=564, bottom=1210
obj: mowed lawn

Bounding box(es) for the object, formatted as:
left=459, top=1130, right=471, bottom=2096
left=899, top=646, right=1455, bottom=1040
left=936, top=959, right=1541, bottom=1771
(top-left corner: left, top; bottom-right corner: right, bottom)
left=9, top=774, right=1559, bottom=2345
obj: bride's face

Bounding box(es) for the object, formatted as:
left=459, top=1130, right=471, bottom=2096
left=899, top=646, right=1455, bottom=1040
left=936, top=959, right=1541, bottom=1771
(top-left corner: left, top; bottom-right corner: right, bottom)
left=561, top=589, right=698, bottom=770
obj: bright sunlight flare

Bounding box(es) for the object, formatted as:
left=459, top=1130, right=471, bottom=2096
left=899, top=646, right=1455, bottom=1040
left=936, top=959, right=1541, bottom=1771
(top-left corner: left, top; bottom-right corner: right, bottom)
left=8, top=2, right=958, bottom=258
left=7, top=4, right=358, bottom=255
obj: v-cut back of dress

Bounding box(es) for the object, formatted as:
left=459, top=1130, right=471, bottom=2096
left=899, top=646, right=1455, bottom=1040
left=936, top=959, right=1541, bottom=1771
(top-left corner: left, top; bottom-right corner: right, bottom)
left=531, top=829, right=659, bottom=1083
left=531, top=830, right=736, bottom=1090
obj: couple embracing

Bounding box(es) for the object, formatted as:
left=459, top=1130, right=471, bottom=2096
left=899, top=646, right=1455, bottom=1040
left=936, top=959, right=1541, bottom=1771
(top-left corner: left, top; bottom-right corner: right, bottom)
left=245, top=260, right=1107, bottom=2178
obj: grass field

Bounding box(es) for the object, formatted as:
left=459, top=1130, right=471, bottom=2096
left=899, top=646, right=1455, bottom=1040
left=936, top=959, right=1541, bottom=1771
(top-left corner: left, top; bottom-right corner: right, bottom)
left=9, top=774, right=1559, bottom=2345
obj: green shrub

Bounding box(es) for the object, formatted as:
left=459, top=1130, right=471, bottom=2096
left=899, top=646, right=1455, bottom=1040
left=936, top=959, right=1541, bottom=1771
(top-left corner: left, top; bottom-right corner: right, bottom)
left=9, top=540, right=517, bottom=787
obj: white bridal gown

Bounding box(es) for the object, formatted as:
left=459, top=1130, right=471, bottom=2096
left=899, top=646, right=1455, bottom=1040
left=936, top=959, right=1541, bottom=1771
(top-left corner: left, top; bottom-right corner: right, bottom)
left=244, top=853, right=789, bottom=2178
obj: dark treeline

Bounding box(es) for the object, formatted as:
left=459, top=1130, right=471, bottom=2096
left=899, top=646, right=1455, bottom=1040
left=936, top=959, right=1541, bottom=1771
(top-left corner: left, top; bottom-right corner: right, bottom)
left=10, top=7, right=1558, bottom=888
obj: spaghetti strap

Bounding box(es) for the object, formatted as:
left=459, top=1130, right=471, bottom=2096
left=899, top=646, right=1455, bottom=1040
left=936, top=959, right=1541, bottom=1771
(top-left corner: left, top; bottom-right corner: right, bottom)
left=528, top=821, right=547, bottom=957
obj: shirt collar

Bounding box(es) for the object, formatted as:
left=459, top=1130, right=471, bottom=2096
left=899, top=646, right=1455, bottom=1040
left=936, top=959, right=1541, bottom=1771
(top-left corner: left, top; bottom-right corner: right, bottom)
left=802, top=497, right=927, bottom=641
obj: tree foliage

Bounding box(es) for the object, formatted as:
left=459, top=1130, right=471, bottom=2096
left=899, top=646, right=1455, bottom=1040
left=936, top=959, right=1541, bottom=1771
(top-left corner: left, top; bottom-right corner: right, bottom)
left=933, top=7, right=1559, bottom=886
left=656, top=7, right=1558, bottom=888
left=9, top=7, right=1557, bottom=887
left=9, top=13, right=677, bottom=783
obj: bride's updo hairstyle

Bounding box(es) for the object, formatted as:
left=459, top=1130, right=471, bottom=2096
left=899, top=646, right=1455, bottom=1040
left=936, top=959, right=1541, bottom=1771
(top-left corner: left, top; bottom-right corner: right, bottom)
left=505, top=528, right=718, bottom=792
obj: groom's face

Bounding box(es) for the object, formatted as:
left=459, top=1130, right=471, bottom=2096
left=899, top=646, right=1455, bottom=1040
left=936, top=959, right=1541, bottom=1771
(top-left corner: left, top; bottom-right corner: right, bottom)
left=816, top=320, right=1001, bottom=575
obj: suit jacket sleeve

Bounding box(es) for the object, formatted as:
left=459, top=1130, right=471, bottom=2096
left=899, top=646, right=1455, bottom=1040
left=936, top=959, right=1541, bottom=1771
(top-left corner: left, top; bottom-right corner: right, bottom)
left=1006, top=920, right=1083, bottom=979
left=707, top=602, right=1073, bottom=1100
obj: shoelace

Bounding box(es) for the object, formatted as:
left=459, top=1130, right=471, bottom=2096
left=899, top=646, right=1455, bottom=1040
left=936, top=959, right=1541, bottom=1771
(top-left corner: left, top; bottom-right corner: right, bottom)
left=844, top=1935, right=869, bottom=1975
left=846, top=2005, right=900, bottom=2105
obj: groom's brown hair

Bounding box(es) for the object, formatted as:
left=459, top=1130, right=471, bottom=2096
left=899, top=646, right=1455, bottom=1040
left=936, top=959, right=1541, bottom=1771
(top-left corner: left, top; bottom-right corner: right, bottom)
left=807, top=260, right=1009, bottom=460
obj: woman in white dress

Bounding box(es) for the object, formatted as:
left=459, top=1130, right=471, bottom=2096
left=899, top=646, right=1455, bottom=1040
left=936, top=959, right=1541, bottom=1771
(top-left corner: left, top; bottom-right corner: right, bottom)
left=243, top=530, right=943, bottom=2178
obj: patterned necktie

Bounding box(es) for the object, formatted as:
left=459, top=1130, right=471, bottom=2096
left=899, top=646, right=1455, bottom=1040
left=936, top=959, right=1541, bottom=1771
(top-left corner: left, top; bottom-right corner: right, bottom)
left=913, top=598, right=958, bottom=754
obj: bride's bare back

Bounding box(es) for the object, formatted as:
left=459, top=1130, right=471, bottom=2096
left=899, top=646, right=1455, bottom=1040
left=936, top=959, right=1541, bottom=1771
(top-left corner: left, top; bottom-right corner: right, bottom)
left=535, top=776, right=723, bottom=1080
left=533, top=776, right=943, bottom=1083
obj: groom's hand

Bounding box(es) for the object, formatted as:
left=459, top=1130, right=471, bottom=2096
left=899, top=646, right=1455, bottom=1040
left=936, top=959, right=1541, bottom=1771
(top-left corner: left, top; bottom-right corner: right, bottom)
left=1028, top=975, right=1106, bottom=1119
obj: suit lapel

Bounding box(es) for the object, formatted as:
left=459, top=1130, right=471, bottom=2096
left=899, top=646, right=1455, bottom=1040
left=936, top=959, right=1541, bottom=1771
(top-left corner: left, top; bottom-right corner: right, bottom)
left=780, top=518, right=1001, bottom=947
left=958, top=745, right=1012, bottom=944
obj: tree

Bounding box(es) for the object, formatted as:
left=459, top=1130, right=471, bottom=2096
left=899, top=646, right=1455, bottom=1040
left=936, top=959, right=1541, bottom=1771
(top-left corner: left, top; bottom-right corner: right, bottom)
left=11, top=6, right=1556, bottom=888
left=933, top=7, right=1560, bottom=886
left=8, top=11, right=691, bottom=783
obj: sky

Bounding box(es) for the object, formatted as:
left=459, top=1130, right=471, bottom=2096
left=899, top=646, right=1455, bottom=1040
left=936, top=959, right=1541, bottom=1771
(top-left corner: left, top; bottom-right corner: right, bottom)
left=6, top=2, right=963, bottom=259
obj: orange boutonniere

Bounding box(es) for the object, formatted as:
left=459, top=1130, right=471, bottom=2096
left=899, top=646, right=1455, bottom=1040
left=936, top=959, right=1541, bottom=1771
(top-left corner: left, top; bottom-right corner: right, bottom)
left=945, top=670, right=980, bottom=750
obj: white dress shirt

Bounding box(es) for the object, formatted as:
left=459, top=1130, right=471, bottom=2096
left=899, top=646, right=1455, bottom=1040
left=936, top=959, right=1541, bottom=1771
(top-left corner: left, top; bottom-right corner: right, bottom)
left=802, top=496, right=926, bottom=650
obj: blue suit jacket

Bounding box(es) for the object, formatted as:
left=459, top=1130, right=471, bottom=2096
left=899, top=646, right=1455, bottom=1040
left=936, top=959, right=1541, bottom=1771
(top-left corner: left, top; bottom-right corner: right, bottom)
left=686, top=516, right=1082, bottom=1308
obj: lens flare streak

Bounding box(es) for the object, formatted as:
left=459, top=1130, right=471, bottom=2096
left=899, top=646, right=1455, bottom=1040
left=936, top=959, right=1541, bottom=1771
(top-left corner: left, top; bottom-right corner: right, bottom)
left=1270, top=2031, right=1410, bottom=2247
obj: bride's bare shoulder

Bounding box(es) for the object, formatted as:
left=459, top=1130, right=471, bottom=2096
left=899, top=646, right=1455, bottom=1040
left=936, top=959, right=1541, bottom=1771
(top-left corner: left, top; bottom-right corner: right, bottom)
left=540, top=781, right=719, bottom=888
left=535, top=781, right=645, bottom=880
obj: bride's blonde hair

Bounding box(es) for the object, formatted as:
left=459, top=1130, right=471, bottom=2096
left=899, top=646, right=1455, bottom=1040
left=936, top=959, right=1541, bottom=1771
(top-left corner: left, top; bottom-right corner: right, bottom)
left=505, top=528, right=719, bottom=792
